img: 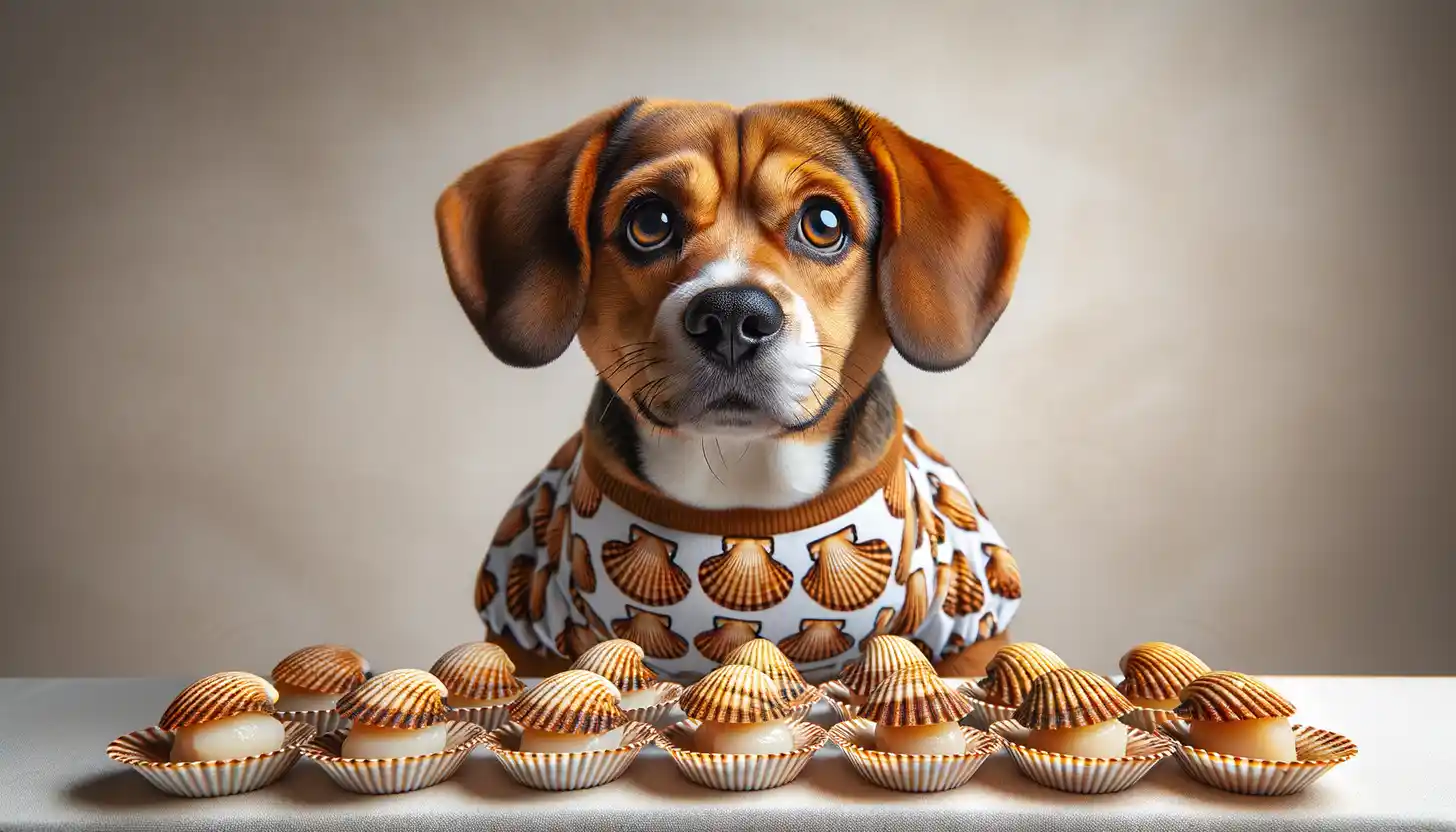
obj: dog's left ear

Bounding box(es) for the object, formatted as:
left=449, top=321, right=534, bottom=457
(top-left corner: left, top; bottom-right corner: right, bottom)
left=850, top=106, right=1030, bottom=371
left=435, top=100, right=639, bottom=368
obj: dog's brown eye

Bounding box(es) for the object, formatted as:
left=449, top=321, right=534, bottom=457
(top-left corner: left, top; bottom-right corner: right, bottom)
left=625, top=198, right=675, bottom=252
left=799, top=198, right=846, bottom=251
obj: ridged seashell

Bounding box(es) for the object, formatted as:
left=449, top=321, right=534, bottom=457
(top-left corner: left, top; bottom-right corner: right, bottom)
left=1013, top=668, right=1134, bottom=730
left=335, top=669, right=450, bottom=730
left=914, top=490, right=934, bottom=550
left=679, top=665, right=793, bottom=724
left=777, top=619, right=854, bottom=663
left=272, top=645, right=369, bottom=695
left=548, top=431, right=582, bottom=470
left=159, top=672, right=279, bottom=730
left=571, top=639, right=657, bottom=692
left=900, top=436, right=920, bottom=468
left=508, top=670, right=627, bottom=735
left=977, top=642, right=1068, bottom=707
left=982, top=544, right=1022, bottom=599
left=557, top=621, right=602, bottom=658
left=722, top=638, right=811, bottom=702
left=601, top=524, right=691, bottom=607
left=895, top=482, right=917, bottom=585
left=942, top=550, right=985, bottom=616
left=474, top=562, right=498, bottom=611
left=528, top=562, right=556, bottom=623
left=492, top=502, right=529, bottom=547
left=698, top=536, right=792, bottom=612
left=803, top=525, right=893, bottom=611
left=860, top=665, right=974, bottom=727
left=861, top=607, right=896, bottom=646
left=506, top=555, right=534, bottom=621
left=910, top=639, right=934, bottom=660
left=1117, top=643, right=1213, bottom=702
left=905, top=425, right=949, bottom=465
left=430, top=642, right=524, bottom=702
left=883, top=463, right=909, bottom=519
left=531, top=483, right=556, bottom=548
left=570, top=534, right=596, bottom=593
left=927, top=473, right=978, bottom=531
left=693, top=616, right=764, bottom=663
left=571, top=469, right=602, bottom=517
left=1173, top=671, right=1297, bottom=722
left=978, top=611, right=999, bottom=641
left=840, top=635, right=934, bottom=696
left=545, top=506, right=569, bottom=568
left=570, top=587, right=610, bottom=638
left=611, top=605, right=689, bottom=659
left=886, top=569, right=928, bottom=636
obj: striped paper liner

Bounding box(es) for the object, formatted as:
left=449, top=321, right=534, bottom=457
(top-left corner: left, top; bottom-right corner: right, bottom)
left=484, top=721, right=658, bottom=791
left=623, top=682, right=683, bottom=725
left=274, top=709, right=344, bottom=736
left=106, top=720, right=315, bottom=798
left=657, top=719, right=827, bottom=791
left=1120, top=706, right=1179, bottom=735
left=820, top=680, right=861, bottom=721
left=1158, top=721, right=1358, bottom=796
left=828, top=718, right=1000, bottom=792
left=302, top=721, right=487, bottom=795
left=957, top=682, right=1016, bottom=730
left=990, top=720, right=1174, bottom=794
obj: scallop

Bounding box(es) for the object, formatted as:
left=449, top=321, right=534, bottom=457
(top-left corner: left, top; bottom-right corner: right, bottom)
left=861, top=664, right=973, bottom=727
left=982, top=544, right=1022, bottom=599
left=611, top=605, right=689, bottom=659
left=548, top=431, right=583, bottom=470
left=509, top=669, right=628, bottom=736
left=570, top=534, right=596, bottom=593
left=861, top=607, right=896, bottom=645
left=777, top=619, right=854, bottom=664
left=335, top=669, right=449, bottom=731
left=693, top=616, right=764, bottom=663
left=571, top=639, right=658, bottom=693
left=544, top=506, right=570, bottom=568
left=723, top=638, right=812, bottom=703
left=886, top=569, right=928, bottom=636
left=492, top=502, right=530, bottom=547
left=505, top=555, right=535, bottom=621
left=557, top=621, right=603, bottom=659
left=977, top=642, right=1068, bottom=708
left=474, top=562, right=498, bottom=611
left=528, top=562, right=556, bottom=623
left=698, top=536, right=793, bottom=612
left=601, top=524, right=691, bottom=607
left=272, top=645, right=369, bottom=699
left=803, top=525, right=893, bottom=611
left=531, top=483, right=556, bottom=548
left=941, top=550, right=984, bottom=617
left=1013, top=668, right=1134, bottom=731
left=1174, top=671, right=1296, bottom=722
left=840, top=635, right=934, bottom=698
left=927, top=473, right=978, bottom=531
left=571, top=468, right=603, bottom=517
left=430, top=642, right=525, bottom=706
left=159, top=671, right=279, bottom=731
left=905, top=425, right=949, bottom=465
left=679, top=664, right=792, bottom=725
left=895, top=482, right=918, bottom=586
left=883, top=462, right=909, bottom=519
left=1117, top=642, right=1212, bottom=707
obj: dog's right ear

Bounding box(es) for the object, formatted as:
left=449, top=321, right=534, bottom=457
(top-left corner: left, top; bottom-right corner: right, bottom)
left=435, top=101, right=640, bottom=368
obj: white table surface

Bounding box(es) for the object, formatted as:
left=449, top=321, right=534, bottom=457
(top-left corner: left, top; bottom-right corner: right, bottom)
left=2, top=676, right=1451, bottom=831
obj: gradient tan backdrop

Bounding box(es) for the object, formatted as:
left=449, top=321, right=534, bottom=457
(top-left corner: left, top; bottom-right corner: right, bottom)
left=3, top=0, right=1453, bottom=678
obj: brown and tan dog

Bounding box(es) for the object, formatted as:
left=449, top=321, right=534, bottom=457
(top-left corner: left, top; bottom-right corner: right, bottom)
left=437, top=99, right=1028, bottom=680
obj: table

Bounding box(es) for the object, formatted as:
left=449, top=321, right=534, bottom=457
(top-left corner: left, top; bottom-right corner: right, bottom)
left=2, top=676, right=1451, bottom=831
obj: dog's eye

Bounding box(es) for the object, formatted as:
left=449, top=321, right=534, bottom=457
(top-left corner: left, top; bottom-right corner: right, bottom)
left=799, top=198, right=847, bottom=251
left=625, top=198, right=676, bottom=252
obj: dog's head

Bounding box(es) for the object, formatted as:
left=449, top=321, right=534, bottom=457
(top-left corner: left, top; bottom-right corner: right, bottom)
left=436, top=99, right=1028, bottom=439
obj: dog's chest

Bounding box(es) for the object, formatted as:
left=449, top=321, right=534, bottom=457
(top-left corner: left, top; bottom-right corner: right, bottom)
left=636, top=434, right=833, bottom=510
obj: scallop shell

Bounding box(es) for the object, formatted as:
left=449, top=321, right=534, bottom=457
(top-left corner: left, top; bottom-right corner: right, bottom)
left=557, top=621, right=603, bottom=658
left=508, top=669, right=627, bottom=735
left=927, top=473, right=978, bottom=531
left=886, top=569, right=928, bottom=636
left=722, top=638, right=811, bottom=702
left=840, top=635, right=934, bottom=696
left=803, top=525, right=893, bottom=611
left=895, top=482, right=918, bottom=585
left=572, top=468, right=603, bottom=517
left=429, top=642, right=524, bottom=702
left=905, top=425, right=949, bottom=465
left=861, top=607, right=896, bottom=646
left=492, top=502, right=530, bottom=547
left=571, top=639, right=658, bottom=692
left=860, top=665, right=974, bottom=727
left=506, top=555, right=534, bottom=621
left=777, top=619, right=854, bottom=663
left=698, top=536, right=792, bottom=612
left=474, top=561, right=498, bottom=611
left=976, top=642, right=1068, bottom=708
left=1117, top=643, right=1212, bottom=702
left=545, top=506, right=570, bottom=568
left=982, top=544, right=1022, bottom=599
left=570, top=587, right=611, bottom=638
left=159, top=672, right=278, bottom=730
left=548, top=431, right=583, bottom=470
left=335, top=669, right=450, bottom=730
left=570, top=534, right=596, bottom=593
left=1173, top=671, right=1296, bottom=722
left=942, top=550, right=984, bottom=616
left=883, top=462, right=909, bottom=519
left=1013, top=668, right=1134, bottom=730
left=693, top=617, right=764, bottom=663
left=977, top=611, right=999, bottom=641
left=679, top=664, right=793, bottom=724
left=601, top=524, right=691, bottom=607
left=271, top=645, right=369, bottom=696
left=531, top=483, right=556, bottom=548
left=612, top=605, right=689, bottom=659
left=528, top=562, right=556, bottom=623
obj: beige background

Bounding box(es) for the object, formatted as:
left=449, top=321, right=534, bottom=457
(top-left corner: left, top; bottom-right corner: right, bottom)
left=2, top=0, right=1453, bottom=678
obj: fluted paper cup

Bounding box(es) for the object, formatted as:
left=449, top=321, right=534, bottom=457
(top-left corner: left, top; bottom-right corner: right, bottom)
left=657, top=718, right=826, bottom=791
left=623, top=682, right=683, bottom=725
left=302, top=721, right=486, bottom=795
left=484, top=721, right=657, bottom=791
left=106, top=720, right=315, bottom=798
left=990, top=720, right=1174, bottom=794
left=1158, top=720, right=1358, bottom=796
left=828, top=718, right=1000, bottom=792
left=957, top=681, right=1017, bottom=730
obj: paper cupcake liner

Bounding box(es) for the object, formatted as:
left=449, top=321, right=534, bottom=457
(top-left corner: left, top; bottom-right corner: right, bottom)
left=1158, top=721, right=1358, bottom=796
left=623, top=682, right=684, bottom=725
left=484, top=721, right=657, bottom=791
left=819, top=680, right=861, bottom=721
left=1120, top=706, right=1179, bottom=734
left=274, top=709, right=345, bottom=736
left=990, top=720, right=1175, bottom=794
left=957, top=682, right=1017, bottom=730
left=828, top=718, right=1000, bottom=792
left=302, top=721, right=487, bottom=795
left=448, top=702, right=514, bottom=731
left=106, top=720, right=315, bottom=798
left=657, top=719, right=827, bottom=791
left=784, top=685, right=822, bottom=723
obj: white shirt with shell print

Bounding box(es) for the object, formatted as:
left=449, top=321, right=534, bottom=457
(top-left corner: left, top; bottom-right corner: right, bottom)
left=474, top=422, right=1022, bottom=682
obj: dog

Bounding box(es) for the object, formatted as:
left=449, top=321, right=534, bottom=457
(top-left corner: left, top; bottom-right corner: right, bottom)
left=436, top=98, right=1028, bottom=682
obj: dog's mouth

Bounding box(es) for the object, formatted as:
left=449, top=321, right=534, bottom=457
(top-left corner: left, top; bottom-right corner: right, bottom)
left=632, top=382, right=838, bottom=436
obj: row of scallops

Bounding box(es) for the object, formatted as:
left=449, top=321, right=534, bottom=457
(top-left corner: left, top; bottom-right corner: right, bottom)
left=106, top=636, right=1356, bottom=799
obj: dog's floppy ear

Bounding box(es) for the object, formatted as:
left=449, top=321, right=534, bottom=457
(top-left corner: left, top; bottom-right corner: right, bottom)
left=850, top=106, right=1030, bottom=371
left=435, top=100, right=639, bottom=367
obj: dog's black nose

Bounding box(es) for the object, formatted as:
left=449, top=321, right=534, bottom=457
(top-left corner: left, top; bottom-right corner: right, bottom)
left=682, top=286, right=784, bottom=367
